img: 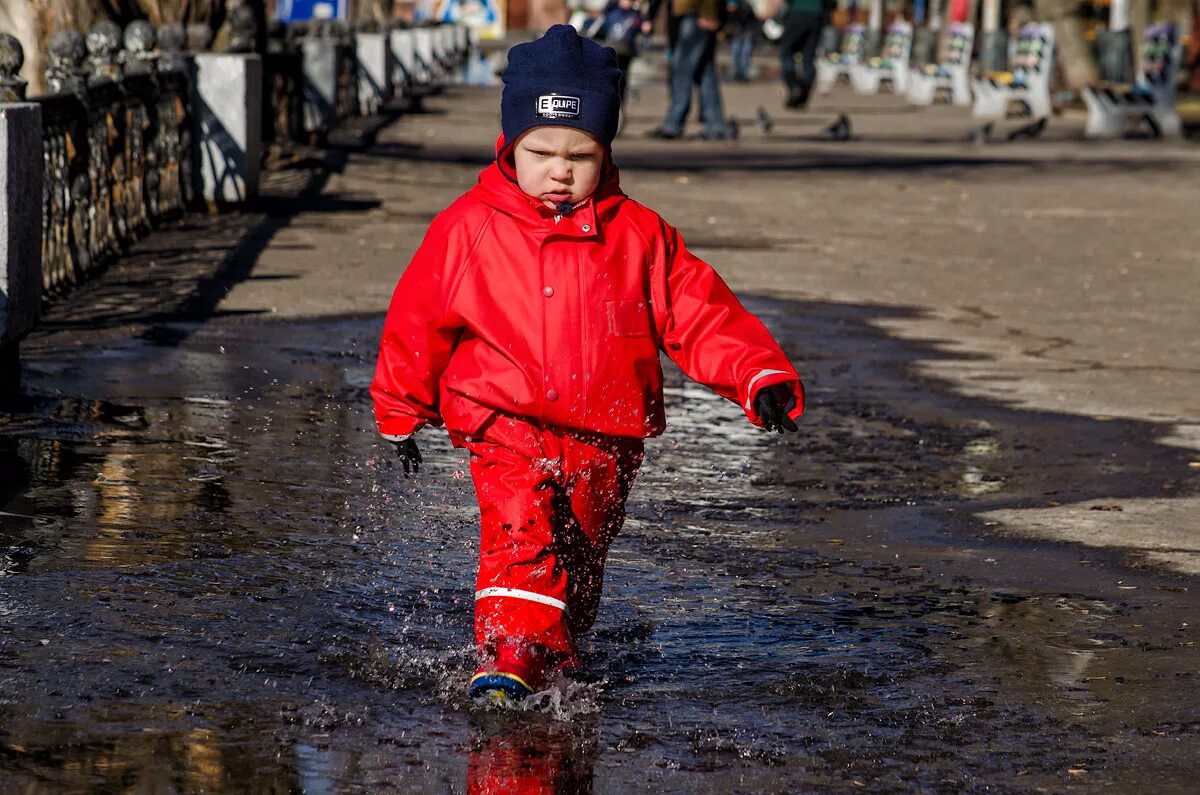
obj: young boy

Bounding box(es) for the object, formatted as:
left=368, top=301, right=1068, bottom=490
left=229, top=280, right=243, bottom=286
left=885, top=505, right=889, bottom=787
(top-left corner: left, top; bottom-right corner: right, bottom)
left=372, top=25, right=803, bottom=702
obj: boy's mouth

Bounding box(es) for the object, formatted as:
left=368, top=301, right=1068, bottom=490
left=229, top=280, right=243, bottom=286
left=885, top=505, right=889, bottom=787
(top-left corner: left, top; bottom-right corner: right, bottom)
left=544, top=192, right=573, bottom=203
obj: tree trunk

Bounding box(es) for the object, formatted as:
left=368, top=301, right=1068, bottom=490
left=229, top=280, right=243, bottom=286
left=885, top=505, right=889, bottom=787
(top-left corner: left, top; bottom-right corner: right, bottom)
left=1127, top=0, right=1147, bottom=82
left=1035, top=0, right=1099, bottom=90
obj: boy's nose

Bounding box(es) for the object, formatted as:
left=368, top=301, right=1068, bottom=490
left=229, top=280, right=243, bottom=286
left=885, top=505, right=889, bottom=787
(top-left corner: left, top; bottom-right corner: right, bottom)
left=549, top=160, right=571, bottom=181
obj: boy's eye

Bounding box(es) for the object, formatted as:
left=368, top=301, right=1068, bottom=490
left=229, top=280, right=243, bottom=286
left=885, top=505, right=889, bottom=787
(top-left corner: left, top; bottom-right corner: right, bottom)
left=571, top=153, right=597, bottom=161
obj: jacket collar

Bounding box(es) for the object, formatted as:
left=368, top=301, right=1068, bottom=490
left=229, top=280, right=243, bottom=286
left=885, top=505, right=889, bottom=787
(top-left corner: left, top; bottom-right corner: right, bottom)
left=469, top=134, right=626, bottom=237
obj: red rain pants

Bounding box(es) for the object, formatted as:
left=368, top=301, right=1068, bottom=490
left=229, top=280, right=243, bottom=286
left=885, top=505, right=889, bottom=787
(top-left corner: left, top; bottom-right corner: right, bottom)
left=461, top=414, right=644, bottom=659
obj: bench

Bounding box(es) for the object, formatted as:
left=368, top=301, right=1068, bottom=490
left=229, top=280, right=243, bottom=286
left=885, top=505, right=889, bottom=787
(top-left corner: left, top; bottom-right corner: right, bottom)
left=816, top=24, right=866, bottom=95
left=849, top=21, right=914, bottom=95
left=971, top=22, right=1055, bottom=126
left=1082, top=22, right=1182, bottom=138
left=907, top=22, right=974, bottom=106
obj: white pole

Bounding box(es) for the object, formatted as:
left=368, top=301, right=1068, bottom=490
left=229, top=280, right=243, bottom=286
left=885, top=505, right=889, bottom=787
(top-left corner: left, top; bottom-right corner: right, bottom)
left=1109, top=0, right=1130, bottom=31
left=981, top=0, right=1000, bottom=32
left=868, top=0, right=883, bottom=29
left=929, top=0, right=943, bottom=31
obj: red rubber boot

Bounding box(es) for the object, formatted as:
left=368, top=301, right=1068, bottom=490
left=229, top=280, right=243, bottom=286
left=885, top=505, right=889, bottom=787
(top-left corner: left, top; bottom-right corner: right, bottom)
left=470, top=641, right=547, bottom=703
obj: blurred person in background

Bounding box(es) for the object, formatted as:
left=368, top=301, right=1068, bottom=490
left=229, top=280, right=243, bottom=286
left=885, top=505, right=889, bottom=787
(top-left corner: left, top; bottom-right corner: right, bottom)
left=727, top=0, right=762, bottom=80
left=762, top=0, right=833, bottom=108
left=581, top=0, right=646, bottom=122
left=645, top=0, right=736, bottom=138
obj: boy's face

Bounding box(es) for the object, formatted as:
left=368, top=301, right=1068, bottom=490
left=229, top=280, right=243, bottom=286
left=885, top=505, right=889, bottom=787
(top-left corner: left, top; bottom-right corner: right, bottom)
left=513, top=126, right=604, bottom=210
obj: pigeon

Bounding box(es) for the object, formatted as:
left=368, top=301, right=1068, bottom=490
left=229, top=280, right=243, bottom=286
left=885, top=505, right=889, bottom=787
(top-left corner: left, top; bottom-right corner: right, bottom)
left=822, top=113, right=851, bottom=141
left=1007, top=117, right=1047, bottom=140
left=756, top=106, right=775, bottom=134
left=969, top=121, right=994, bottom=144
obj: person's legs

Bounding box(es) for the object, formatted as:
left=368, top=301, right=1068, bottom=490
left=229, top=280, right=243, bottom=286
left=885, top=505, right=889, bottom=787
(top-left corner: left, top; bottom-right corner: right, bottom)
left=778, top=17, right=805, bottom=103
left=731, top=33, right=752, bottom=80
left=743, top=29, right=760, bottom=78
left=696, top=30, right=729, bottom=137
left=796, top=14, right=825, bottom=104
left=615, top=52, right=634, bottom=135
left=658, top=14, right=705, bottom=135
left=779, top=13, right=824, bottom=108
left=466, top=417, right=642, bottom=696
left=616, top=53, right=634, bottom=106
left=468, top=418, right=574, bottom=665
left=558, top=434, right=643, bottom=637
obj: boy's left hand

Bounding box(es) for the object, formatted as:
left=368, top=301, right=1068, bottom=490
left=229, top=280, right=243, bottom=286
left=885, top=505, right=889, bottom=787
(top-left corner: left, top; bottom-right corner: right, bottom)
left=392, top=438, right=423, bottom=477
left=754, top=384, right=799, bottom=434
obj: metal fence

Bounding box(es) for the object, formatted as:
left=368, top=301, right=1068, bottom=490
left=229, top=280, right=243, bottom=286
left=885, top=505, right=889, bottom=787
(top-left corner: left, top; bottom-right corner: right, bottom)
left=34, top=22, right=195, bottom=294
left=1, top=18, right=470, bottom=301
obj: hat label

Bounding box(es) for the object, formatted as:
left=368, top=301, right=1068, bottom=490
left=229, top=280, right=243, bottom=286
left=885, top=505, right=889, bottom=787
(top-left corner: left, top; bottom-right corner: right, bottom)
left=536, top=95, right=581, bottom=119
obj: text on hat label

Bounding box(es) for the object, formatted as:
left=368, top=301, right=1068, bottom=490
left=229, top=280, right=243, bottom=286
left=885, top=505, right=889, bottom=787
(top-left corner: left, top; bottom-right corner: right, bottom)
left=536, top=95, right=582, bottom=119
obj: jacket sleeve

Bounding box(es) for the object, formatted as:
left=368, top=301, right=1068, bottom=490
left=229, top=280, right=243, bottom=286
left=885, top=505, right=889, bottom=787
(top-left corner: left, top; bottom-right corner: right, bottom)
left=371, top=215, right=467, bottom=439
left=653, top=222, right=805, bottom=426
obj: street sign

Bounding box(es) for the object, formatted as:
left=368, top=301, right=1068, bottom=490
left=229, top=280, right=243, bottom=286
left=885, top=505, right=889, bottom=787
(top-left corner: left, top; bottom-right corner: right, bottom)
left=276, top=0, right=347, bottom=22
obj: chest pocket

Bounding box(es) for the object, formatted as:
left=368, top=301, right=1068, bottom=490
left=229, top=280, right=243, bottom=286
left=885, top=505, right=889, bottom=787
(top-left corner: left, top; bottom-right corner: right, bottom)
left=607, top=299, right=651, bottom=338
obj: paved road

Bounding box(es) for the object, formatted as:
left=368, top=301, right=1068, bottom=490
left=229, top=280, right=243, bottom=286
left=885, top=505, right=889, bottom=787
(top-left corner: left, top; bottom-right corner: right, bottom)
left=5, top=77, right=1200, bottom=790
left=219, top=80, right=1200, bottom=573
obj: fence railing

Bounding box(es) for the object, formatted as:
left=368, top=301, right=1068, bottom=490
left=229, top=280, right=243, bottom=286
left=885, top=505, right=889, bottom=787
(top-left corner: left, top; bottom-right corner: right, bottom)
left=0, top=18, right=474, bottom=390
left=34, top=23, right=195, bottom=295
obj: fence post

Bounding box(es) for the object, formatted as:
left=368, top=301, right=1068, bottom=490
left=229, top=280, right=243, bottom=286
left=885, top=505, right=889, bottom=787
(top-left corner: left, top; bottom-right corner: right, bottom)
left=355, top=26, right=393, bottom=117
left=192, top=51, right=263, bottom=204
left=389, top=27, right=415, bottom=99
left=0, top=33, right=42, bottom=393
left=0, top=87, right=43, bottom=392
left=302, top=28, right=339, bottom=136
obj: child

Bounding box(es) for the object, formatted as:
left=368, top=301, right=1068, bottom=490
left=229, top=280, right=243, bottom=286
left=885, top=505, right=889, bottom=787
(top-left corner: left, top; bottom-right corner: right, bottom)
left=372, top=25, right=803, bottom=703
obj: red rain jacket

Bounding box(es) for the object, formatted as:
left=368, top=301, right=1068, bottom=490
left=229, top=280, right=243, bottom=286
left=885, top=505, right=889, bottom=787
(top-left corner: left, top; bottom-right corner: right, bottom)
left=372, top=154, right=804, bottom=441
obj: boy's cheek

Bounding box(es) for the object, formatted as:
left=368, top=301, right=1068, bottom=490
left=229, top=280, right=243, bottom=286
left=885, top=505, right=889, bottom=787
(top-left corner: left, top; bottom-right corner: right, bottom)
left=576, top=167, right=602, bottom=199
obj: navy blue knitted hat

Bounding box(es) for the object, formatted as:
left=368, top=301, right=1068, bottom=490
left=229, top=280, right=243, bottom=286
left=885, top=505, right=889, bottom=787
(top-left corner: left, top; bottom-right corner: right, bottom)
left=501, top=25, right=623, bottom=151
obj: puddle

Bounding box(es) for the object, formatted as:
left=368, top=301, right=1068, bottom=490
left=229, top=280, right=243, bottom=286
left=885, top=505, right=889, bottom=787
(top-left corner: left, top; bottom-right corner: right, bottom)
left=0, top=296, right=1197, bottom=790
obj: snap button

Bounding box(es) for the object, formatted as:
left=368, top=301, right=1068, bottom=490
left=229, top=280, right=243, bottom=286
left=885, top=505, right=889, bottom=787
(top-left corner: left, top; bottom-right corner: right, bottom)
left=546, top=389, right=559, bottom=402
left=581, top=224, right=591, bottom=232
left=543, top=286, right=554, bottom=298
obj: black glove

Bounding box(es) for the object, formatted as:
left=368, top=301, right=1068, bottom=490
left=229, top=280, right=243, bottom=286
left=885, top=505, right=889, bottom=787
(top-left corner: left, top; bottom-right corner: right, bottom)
left=753, top=384, right=799, bottom=434
left=392, top=437, right=423, bottom=477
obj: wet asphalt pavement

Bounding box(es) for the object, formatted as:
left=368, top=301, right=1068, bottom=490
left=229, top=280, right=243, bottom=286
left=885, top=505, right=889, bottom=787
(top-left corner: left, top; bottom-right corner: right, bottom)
left=2, top=91, right=1200, bottom=792
left=2, top=291, right=1198, bottom=792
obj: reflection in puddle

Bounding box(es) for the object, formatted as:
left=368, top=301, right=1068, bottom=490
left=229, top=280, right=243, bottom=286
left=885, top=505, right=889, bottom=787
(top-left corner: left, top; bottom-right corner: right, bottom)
left=963, top=437, right=999, bottom=456
left=960, top=465, right=1005, bottom=496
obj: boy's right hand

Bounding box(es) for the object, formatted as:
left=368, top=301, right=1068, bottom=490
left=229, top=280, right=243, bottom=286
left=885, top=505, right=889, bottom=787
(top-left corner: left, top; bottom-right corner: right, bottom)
left=393, top=438, right=423, bottom=477
left=754, top=384, right=800, bottom=434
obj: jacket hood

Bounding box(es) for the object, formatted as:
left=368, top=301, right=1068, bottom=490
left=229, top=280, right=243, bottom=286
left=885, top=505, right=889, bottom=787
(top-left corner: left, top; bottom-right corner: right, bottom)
left=470, top=133, right=627, bottom=225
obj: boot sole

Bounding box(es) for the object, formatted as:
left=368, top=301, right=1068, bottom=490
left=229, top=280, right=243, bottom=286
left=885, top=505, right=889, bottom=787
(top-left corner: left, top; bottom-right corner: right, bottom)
left=469, top=672, right=534, bottom=702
